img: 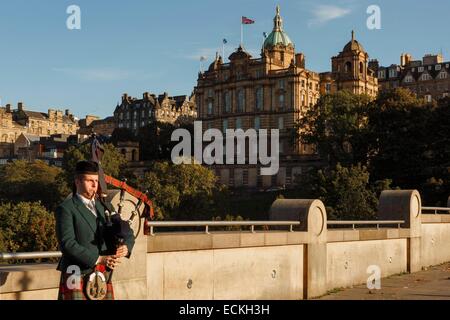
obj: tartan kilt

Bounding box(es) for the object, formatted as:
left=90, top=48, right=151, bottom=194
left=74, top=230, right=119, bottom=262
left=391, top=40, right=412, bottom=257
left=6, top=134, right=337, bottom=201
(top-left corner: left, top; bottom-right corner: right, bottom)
left=58, top=271, right=115, bottom=300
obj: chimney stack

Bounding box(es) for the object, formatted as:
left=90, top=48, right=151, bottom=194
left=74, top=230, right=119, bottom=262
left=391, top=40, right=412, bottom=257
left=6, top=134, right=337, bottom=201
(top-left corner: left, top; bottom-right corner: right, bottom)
left=65, top=109, right=70, bottom=116
left=5, top=104, right=11, bottom=113
left=18, top=102, right=24, bottom=111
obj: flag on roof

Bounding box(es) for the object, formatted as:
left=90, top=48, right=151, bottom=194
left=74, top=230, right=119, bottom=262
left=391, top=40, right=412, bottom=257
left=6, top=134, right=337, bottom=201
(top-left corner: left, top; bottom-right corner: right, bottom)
left=223, top=38, right=228, bottom=44
left=242, top=16, right=255, bottom=24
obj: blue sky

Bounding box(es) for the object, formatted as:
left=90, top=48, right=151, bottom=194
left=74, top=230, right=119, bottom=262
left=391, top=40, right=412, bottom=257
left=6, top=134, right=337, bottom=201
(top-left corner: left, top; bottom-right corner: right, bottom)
left=0, top=0, right=449, bottom=119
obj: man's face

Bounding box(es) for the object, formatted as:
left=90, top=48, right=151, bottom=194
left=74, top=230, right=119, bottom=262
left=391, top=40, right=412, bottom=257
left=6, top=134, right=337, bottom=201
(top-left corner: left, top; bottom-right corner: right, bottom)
left=75, top=174, right=99, bottom=199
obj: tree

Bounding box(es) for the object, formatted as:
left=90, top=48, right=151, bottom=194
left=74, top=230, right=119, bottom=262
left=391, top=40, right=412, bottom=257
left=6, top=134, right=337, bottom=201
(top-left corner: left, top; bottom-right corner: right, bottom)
left=0, top=202, right=58, bottom=254
left=139, top=121, right=194, bottom=162
left=296, top=90, right=372, bottom=166
left=136, top=161, right=223, bottom=220
left=0, top=160, right=70, bottom=212
left=294, top=164, right=391, bottom=220
left=366, top=89, right=433, bottom=188
left=62, top=141, right=127, bottom=186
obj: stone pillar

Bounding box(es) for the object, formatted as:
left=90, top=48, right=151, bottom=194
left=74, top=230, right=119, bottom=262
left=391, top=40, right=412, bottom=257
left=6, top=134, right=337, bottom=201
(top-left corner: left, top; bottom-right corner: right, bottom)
left=269, top=199, right=327, bottom=299
left=378, top=190, right=422, bottom=273
left=106, top=190, right=148, bottom=299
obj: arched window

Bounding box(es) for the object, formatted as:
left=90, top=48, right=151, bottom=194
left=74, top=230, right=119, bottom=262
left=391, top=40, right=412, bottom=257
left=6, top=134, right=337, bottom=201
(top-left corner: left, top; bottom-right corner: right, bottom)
left=345, top=61, right=352, bottom=72
left=131, top=149, right=137, bottom=161
left=359, top=62, right=364, bottom=74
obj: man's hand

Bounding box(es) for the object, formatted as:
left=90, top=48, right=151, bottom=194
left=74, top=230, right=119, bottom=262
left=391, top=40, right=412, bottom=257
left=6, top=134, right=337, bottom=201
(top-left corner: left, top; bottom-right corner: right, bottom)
left=96, top=255, right=121, bottom=270
left=116, top=245, right=129, bottom=258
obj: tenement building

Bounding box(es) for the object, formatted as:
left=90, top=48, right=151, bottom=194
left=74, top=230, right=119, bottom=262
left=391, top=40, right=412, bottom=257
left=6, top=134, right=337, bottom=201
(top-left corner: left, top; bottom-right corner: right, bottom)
left=195, top=6, right=323, bottom=190
left=371, top=53, right=450, bottom=102
left=0, top=102, right=78, bottom=145
left=114, top=92, right=197, bottom=135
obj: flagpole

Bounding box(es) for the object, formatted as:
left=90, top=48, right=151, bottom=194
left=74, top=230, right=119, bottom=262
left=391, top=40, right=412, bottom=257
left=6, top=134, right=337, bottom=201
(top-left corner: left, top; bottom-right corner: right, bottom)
left=241, top=22, right=243, bottom=46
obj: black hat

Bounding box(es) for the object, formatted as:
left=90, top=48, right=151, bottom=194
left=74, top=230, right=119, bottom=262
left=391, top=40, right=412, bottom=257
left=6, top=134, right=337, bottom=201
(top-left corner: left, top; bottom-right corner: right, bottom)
left=75, top=160, right=99, bottom=175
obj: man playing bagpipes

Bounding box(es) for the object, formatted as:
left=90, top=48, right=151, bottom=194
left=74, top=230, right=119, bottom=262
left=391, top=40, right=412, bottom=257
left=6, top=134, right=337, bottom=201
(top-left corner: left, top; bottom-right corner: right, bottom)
left=55, top=138, right=135, bottom=300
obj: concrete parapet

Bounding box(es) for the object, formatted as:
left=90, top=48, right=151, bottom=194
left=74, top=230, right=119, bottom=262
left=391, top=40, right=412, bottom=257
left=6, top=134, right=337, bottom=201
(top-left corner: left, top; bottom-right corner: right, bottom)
left=270, top=199, right=327, bottom=299
left=378, top=190, right=422, bottom=272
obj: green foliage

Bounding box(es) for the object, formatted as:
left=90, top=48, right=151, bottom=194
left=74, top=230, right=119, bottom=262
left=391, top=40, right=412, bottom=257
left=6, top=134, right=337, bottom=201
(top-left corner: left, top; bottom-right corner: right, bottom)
left=0, top=202, right=57, bottom=254
left=297, top=90, right=372, bottom=166
left=62, top=142, right=127, bottom=185
left=139, top=122, right=194, bottom=161
left=136, top=161, right=222, bottom=220
left=0, top=160, right=70, bottom=212
left=295, top=164, right=391, bottom=220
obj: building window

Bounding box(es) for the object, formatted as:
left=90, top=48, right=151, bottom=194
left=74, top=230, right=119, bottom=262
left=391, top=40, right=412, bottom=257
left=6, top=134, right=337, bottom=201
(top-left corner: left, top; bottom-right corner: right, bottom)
left=278, top=79, right=285, bottom=89
left=436, top=64, right=442, bottom=71
left=224, top=91, right=231, bottom=113
left=325, top=83, right=331, bottom=93
left=420, top=73, right=432, bottom=81
left=127, top=112, right=130, bottom=120
left=141, top=110, right=145, bottom=117
left=237, top=89, right=245, bottom=112
left=207, top=101, right=213, bottom=115
left=425, top=95, right=432, bottom=103
left=345, top=61, right=352, bottom=72
left=404, top=75, right=414, bottom=83
left=359, top=62, right=364, bottom=74
left=208, top=89, right=213, bottom=97
left=141, top=121, right=145, bottom=127
left=418, top=66, right=424, bottom=72
left=255, top=87, right=263, bottom=111
left=119, top=113, right=123, bottom=120
left=254, top=116, right=261, bottom=130
left=378, top=70, right=386, bottom=79
left=223, top=119, right=228, bottom=132
left=278, top=117, right=284, bottom=130
left=389, top=69, right=397, bottom=78
left=301, top=80, right=305, bottom=88
left=134, top=111, right=137, bottom=118
left=438, top=71, right=448, bottom=79
left=236, top=118, right=242, bottom=129
left=279, top=94, right=285, bottom=109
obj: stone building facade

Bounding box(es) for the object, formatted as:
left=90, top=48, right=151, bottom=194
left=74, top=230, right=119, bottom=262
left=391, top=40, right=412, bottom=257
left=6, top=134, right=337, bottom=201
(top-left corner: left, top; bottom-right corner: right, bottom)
left=0, top=102, right=78, bottom=158
left=320, top=31, right=378, bottom=98
left=195, top=6, right=323, bottom=189
left=114, top=92, right=197, bottom=135
left=372, top=53, right=450, bottom=102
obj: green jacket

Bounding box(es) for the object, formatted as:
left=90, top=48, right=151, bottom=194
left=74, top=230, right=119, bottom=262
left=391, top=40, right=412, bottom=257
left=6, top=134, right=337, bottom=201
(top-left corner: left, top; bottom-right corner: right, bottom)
left=55, top=195, right=135, bottom=274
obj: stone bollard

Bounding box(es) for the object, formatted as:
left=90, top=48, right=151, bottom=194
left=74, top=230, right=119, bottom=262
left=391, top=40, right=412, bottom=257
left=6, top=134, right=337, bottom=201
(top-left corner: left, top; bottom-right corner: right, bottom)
left=377, top=190, right=422, bottom=273
left=270, top=199, right=327, bottom=299
left=106, top=190, right=148, bottom=300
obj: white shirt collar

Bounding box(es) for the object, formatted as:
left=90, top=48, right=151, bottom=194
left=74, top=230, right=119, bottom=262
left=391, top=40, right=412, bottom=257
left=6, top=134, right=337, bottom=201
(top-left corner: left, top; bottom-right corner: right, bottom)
left=76, top=193, right=97, bottom=216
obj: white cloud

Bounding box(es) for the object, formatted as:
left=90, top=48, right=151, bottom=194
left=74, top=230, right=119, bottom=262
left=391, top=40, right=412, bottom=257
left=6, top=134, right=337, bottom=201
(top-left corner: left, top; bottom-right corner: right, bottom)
left=52, top=67, right=133, bottom=81
left=308, top=5, right=352, bottom=27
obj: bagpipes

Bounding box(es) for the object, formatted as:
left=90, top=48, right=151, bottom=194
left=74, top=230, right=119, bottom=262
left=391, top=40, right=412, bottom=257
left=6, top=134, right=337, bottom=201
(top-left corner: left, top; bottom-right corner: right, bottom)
left=90, top=134, right=154, bottom=254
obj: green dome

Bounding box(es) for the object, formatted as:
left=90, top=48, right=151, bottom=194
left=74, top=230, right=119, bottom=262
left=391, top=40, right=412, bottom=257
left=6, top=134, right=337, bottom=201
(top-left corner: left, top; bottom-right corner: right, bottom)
left=264, top=30, right=293, bottom=48
left=263, top=5, right=294, bottom=49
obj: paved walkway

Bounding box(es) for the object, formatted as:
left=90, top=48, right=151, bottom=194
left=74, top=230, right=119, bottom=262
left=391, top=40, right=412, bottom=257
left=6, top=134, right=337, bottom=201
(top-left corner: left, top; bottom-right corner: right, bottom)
left=318, top=262, right=450, bottom=300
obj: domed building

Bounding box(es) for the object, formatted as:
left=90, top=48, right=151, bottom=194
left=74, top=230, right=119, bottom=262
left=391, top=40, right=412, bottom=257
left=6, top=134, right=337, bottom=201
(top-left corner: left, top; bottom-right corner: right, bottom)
left=321, top=31, right=378, bottom=97
left=195, top=6, right=321, bottom=190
